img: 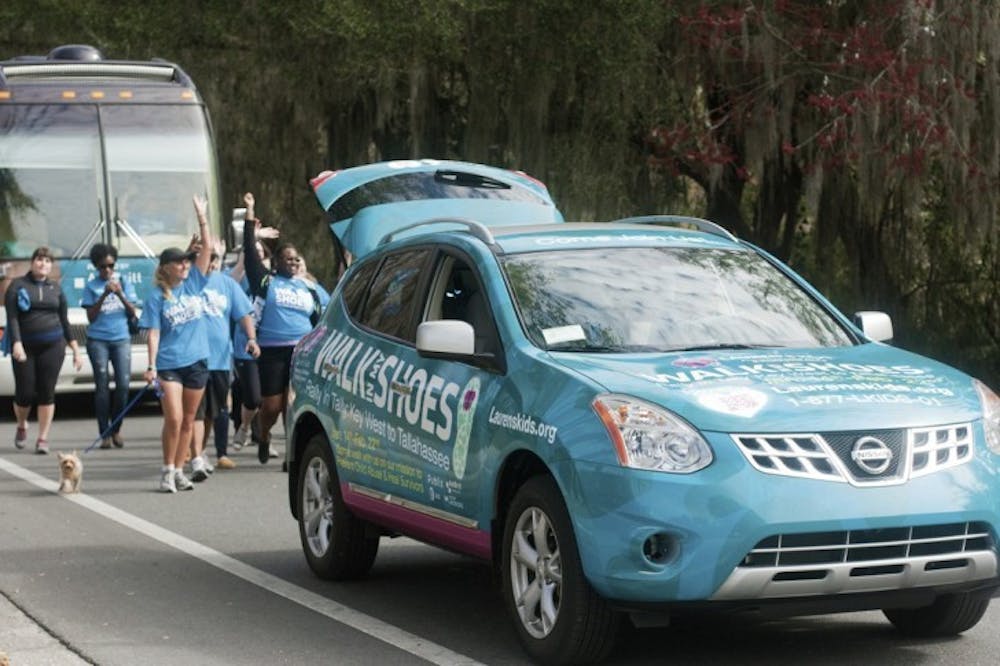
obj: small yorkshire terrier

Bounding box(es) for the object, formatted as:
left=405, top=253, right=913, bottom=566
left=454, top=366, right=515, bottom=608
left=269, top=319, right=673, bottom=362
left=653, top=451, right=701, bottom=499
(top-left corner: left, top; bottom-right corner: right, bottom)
left=57, top=451, right=83, bottom=494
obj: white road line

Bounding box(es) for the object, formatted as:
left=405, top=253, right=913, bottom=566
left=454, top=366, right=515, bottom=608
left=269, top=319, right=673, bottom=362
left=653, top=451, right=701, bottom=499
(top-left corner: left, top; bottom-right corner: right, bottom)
left=0, top=457, right=485, bottom=666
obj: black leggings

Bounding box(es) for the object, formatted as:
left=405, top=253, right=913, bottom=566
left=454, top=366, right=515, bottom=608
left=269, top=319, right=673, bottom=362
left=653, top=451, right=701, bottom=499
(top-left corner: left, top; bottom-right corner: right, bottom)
left=13, top=340, right=65, bottom=406
left=234, top=358, right=261, bottom=410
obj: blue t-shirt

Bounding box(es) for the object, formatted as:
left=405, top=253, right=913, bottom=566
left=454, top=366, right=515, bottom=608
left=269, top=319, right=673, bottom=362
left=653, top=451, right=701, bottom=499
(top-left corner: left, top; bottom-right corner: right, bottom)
left=202, top=271, right=252, bottom=370
left=81, top=275, right=138, bottom=341
left=138, top=266, right=209, bottom=370
left=233, top=298, right=258, bottom=362
left=256, top=274, right=329, bottom=347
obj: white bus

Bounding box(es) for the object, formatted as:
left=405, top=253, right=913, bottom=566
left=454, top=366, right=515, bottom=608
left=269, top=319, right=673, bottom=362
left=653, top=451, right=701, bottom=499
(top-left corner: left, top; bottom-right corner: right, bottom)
left=0, top=44, right=223, bottom=396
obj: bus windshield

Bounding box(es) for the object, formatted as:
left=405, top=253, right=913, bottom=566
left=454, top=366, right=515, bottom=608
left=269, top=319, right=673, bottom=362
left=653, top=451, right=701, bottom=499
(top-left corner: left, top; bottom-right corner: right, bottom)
left=104, top=105, right=216, bottom=257
left=0, top=103, right=217, bottom=260
left=0, top=104, right=102, bottom=258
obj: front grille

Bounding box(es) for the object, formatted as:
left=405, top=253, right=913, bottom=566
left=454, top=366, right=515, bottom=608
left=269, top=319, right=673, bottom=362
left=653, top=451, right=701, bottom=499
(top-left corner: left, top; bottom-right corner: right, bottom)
left=732, top=423, right=973, bottom=486
left=711, top=521, right=998, bottom=600
left=741, top=522, right=993, bottom=568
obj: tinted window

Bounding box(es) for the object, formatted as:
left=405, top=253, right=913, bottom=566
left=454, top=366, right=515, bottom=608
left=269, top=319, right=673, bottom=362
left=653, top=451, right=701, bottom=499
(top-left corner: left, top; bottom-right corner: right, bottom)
left=503, top=247, right=852, bottom=352
left=329, top=171, right=546, bottom=222
left=342, top=259, right=378, bottom=320
left=361, top=249, right=431, bottom=341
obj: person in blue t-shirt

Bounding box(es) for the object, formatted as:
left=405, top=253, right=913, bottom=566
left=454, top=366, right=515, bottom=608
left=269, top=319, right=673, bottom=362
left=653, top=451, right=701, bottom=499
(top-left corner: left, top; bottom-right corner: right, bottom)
left=187, top=243, right=258, bottom=479
left=222, top=223, right=276, bottom=452
left=242, top=192, right=329, bottom=464
left=82, top=243, right=139, bottom=450
left=139, top=195, right=219, bottom=494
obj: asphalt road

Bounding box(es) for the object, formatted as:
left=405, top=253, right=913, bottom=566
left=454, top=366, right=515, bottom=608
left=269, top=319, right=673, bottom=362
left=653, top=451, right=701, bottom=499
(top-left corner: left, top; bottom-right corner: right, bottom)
left=1, top=396, right=999, bottom=665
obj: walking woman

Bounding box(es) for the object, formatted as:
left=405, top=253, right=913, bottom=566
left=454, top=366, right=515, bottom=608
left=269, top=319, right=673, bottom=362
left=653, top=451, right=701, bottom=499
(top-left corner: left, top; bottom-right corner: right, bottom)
left=139, top=195, right=214, bottom=493
left=5, top=246, right=83, bottom=453
left=242, top=192, right=329, bottom=464
left=82, top=243, right=138, bottom=449
left=224, top=222, right=276, bottom=451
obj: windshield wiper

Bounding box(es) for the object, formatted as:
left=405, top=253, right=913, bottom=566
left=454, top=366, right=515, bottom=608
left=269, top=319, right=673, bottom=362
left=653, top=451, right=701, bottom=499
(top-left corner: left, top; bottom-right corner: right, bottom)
left=435, top=170, right=510, bottom=189
left=548, top=344, right=626, bottom=353
left=667, top=343, right=783, bottom=352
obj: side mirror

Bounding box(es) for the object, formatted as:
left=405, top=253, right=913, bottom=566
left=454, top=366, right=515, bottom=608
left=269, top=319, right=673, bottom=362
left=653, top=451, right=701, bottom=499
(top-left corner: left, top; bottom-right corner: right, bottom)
left=853, top=311, right=893, bottom=343
left=230, top=207, right=247, bottom=247
left=417, top=320, right=475, bottom=356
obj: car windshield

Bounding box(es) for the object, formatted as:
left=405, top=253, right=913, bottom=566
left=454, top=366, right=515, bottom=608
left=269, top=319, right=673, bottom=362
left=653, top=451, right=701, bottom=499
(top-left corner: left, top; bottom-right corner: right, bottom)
left=502, top=246, right=853, bottom=352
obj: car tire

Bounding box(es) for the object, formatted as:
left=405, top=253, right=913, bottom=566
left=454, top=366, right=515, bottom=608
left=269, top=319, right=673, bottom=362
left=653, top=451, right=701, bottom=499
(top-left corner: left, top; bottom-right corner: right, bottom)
left=501, top=475, right=620, bottom=664
left=883, top=592, right=990, bottom=637
left=297, top=435, right=379, bottom=580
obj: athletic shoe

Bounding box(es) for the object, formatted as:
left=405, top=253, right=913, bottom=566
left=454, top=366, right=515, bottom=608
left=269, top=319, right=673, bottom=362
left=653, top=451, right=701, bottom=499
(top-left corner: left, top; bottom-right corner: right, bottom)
left=14, top=426, right=27, bottom=449
left=112, top=432, right=124, bottom=448
left=160, top=469, right=177, bottom=493
left=268, top=445, right=279, bottom=459
left=100, top=437, right=112, bottom=450
left=190, top=456, right=210, bottom=482
left=257, top=436, right=270, bottom=464
left=215, top=456, right=236, bottom=470
left=232, top=423, right=250, bottom=451
left=174, top=470, right=195, bottom=491
left=35, top=439, right=49, bottom=455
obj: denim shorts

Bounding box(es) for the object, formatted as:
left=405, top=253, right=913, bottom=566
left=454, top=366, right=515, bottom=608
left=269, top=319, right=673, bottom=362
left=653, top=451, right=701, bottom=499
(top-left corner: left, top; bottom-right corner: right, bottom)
left=158, top=360, right=209, bottom=389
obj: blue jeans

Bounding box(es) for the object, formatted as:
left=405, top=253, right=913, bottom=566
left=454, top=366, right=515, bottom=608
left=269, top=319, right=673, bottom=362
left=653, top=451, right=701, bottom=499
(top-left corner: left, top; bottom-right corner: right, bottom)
left=86, top=337, right=131, bottom=435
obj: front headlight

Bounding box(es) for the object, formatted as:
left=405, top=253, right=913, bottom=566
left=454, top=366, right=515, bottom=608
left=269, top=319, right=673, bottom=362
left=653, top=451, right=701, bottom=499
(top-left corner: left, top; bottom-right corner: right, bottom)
left=974, top=379, right=1000, bottom=454
left=593, top=394, right=713, bottom=473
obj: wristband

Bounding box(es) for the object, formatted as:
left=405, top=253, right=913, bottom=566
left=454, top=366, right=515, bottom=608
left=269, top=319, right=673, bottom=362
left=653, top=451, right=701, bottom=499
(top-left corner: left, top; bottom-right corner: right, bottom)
left=147, top=365, right=156, bottom=371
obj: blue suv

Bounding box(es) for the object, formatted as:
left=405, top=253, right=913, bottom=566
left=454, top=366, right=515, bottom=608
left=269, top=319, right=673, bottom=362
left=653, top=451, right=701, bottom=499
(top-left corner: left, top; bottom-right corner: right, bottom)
left=286, top=214, right=1000, bottom=664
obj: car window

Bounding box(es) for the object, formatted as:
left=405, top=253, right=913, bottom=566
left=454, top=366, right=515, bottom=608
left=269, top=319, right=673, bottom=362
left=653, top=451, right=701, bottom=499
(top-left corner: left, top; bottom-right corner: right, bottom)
left=328, top=171, right=547, bottom=222
left=502, top=246, right=853, bottom=352
left=360, top=249, right=431, bottom=342
left=341, top=258, right=378, bottom=320
left=424, top=253, right=501, bottom=356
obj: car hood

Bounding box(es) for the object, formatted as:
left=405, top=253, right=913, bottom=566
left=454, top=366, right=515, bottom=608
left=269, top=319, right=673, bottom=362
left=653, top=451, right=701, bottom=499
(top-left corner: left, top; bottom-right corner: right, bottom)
left=549, top=344, right=982, bottom=432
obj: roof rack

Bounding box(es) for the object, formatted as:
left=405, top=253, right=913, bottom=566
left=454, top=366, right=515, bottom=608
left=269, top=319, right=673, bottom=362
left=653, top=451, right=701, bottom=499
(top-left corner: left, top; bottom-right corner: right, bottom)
left=378, top=217, right=495, bottom=247
left=610, top=215, right=738, bottom=242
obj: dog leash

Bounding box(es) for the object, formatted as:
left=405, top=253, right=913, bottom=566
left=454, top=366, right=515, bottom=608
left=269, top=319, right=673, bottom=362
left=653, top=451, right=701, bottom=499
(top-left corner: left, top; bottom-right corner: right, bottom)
left=83, top=380, right=162, bottom=454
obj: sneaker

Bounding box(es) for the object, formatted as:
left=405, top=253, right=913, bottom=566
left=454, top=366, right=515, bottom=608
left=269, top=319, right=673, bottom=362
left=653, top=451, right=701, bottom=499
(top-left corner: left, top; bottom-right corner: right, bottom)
left=257, top=436, right=271, bottom=464
left=35, top=439, right=49, bottom=455
left=190, top=456, right=210, bottom=483
left=268, top=445, right=279, bottom=459
left=174, top=470, right=195, bottom=491
left=215, top=456, right=236, bottom=470
left=112, top=432, right=125, bottom=448
left=99, top=437, right=112, bottom=450
left=159, top=469, right=177, bottom=493
left=14, top=426, right=27, bottom=449
left=232, top=423, right=249, bottom=451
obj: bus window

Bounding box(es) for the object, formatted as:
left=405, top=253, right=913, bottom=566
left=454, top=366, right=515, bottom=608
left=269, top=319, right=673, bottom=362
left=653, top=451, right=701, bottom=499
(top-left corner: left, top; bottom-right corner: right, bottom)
left=102, top=105, right=218, bottom=258
left=0, top=105, right=102, bottom=258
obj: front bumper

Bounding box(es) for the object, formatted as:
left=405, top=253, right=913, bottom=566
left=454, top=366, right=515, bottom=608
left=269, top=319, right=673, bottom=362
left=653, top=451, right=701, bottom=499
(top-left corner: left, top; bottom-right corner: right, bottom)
left=554, top=428, right=1000, bottom=606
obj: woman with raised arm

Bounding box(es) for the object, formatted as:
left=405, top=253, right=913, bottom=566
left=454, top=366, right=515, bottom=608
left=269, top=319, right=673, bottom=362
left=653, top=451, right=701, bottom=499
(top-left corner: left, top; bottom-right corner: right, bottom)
left=138, top=195, right=215, bottom=493
left=242, top=191, right=329, bottom=464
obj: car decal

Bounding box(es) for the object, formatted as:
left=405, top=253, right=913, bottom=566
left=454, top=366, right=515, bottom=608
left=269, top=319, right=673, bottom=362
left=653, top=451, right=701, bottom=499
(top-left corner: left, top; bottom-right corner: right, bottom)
left=452, top=377, right=480, bottom=479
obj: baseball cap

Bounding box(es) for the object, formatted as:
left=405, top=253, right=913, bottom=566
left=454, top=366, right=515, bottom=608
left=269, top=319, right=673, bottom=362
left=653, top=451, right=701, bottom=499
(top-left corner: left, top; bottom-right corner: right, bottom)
left=159, top=247, right=197, bottom=265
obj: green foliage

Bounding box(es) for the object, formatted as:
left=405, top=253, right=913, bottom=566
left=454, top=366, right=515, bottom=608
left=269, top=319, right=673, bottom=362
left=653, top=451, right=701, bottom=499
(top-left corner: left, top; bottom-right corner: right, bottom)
left=2, top=0, right=998, bottom=386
